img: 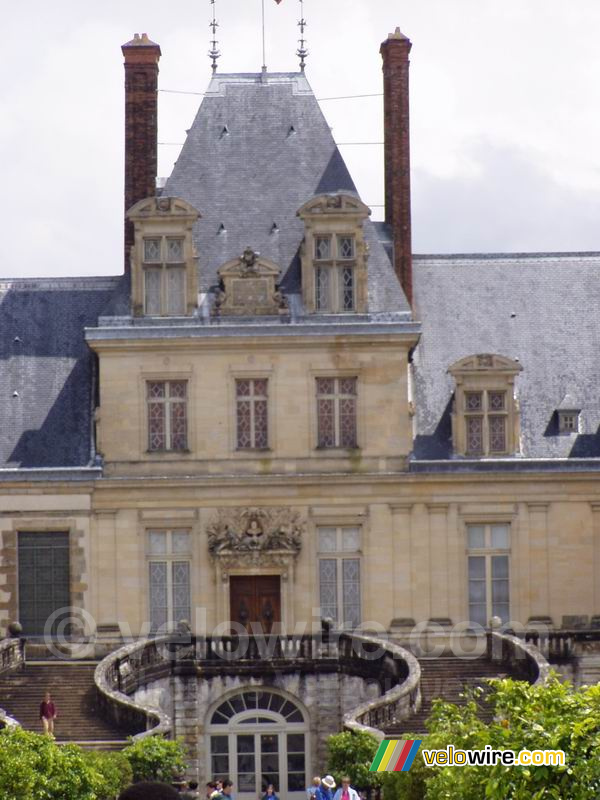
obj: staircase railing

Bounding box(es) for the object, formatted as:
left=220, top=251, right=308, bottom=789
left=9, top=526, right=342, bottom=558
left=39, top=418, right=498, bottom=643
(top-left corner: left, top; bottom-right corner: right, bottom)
left=487, top=631, right=551, bottom=685
left=0, top=637, right=25, bottom=729
left=95, top=631, right=419, bottom=740
left=343, top=635, right=421, bottom=739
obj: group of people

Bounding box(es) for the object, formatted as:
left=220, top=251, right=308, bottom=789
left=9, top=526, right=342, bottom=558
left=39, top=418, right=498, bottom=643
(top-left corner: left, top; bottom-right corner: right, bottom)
left=117, top=775, right=362, bottom=800
left=307, top=775, right=360, bottom=800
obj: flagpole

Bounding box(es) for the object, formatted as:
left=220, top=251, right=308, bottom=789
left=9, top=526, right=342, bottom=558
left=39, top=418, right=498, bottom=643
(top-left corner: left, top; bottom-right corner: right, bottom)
left=261, top=0, right=267, bottom=70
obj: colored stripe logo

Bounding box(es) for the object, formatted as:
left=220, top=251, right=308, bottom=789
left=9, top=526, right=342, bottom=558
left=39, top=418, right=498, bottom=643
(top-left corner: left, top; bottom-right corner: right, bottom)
left=370, top=739, right=422, bottom=772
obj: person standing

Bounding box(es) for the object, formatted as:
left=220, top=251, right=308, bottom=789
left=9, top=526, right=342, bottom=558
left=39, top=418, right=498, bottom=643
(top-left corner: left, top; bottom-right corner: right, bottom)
left=333, top=777, right=360, bottom=800
left=306, top=777, right=321, bottom=800
left=315, top=775, right=336, bottom=800
left=181, top=781, right=201, bottom=799
left=39, top=691, right=57, bottom=735
left=261, top=784, right=279, bottom=800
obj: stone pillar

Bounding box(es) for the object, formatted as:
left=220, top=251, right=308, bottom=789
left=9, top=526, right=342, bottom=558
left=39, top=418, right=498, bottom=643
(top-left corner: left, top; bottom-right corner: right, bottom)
left=122, top=33, right=161, bottom=273
left=427, top=504, right=450, bottom=622
left=527, top=503, right=550, bottom=621
left=391, top=504, right=413, bottom=621
left=380, top=27, right=413, bottom=306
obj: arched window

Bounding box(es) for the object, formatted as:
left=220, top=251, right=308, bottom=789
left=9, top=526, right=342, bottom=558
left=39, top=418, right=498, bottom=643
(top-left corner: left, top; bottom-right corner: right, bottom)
left=207, top=689, right=309, bottom=800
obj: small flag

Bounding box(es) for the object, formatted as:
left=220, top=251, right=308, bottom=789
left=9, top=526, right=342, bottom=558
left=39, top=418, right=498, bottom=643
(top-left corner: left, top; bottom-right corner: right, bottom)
left=370, top=739, right=422, bottom=772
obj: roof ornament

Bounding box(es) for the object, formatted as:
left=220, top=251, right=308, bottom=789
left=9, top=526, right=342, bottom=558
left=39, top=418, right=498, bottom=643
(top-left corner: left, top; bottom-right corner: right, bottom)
left=209, top=0, right=221, bottom=73
left=297, top=0, right=308, bottom=72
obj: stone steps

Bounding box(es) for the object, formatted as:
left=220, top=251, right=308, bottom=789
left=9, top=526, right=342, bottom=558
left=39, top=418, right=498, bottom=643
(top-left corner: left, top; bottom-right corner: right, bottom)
left=0, top=662, right=134, bottom=745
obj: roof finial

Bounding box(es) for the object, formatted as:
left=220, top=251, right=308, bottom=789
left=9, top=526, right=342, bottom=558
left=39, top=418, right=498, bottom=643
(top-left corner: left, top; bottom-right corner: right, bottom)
left=209, top=0, right=221, bottom=73
left=297, top=0, right=308, bottom=72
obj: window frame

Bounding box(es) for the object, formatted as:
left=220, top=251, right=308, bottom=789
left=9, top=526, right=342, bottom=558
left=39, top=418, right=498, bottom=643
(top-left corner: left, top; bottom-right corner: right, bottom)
left=558, top=410, right=579, bottom=434
left=235, top=377, right=270, bottom=450
left=316, top=525, right=362, bottom=630
left=315, top=376, right=359, bottom=450
left=142, top=235, right=187, bottom=316
left=312, top=234, right=356, bottom=313
left=463, top=389, right=509, bottom=455
left=146, top=379, right=189, bottom=453
left=466, top=523, right=510, bottom=629
left=146, top=529, right=192, bottom=632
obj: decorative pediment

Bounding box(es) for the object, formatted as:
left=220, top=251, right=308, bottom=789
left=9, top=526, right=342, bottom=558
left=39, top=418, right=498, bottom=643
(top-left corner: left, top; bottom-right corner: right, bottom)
left=207, top=507, right=304, bottom=568
left=214, top=248, right=288, bottom=316
left=448, top=354, right=522, bottom=377
left=297, top=193, right=370, bottom=219
left=127, top=196, right=200, bottom=222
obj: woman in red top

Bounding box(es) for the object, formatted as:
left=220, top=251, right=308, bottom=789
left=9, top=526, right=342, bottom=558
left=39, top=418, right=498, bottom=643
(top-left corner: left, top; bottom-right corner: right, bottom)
left=40, top=691, right=57, bottom=735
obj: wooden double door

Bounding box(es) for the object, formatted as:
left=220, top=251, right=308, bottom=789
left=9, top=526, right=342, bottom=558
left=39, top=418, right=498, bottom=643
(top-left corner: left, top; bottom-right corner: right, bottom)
left=230, top=575, right=281, bottom=633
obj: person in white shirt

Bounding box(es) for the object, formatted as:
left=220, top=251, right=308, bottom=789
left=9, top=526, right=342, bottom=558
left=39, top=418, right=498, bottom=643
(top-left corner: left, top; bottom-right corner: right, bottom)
left=333, top=777, right=360, bottom=800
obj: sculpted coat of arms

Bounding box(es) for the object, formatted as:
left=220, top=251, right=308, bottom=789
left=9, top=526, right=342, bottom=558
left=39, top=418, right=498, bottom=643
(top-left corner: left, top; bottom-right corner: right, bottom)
left=207, top=507, right=304, bottom=558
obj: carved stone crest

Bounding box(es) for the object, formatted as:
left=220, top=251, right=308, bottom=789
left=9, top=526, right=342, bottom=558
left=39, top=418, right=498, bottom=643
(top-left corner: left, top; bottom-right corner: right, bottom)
left=207, top=507, right=304, bottom=567
left=212, top=251, right=287, bottom=316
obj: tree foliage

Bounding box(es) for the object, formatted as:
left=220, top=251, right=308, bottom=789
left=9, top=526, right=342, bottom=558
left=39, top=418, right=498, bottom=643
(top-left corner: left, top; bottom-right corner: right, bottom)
left=122, top=735, right=187, bottom=784
left=386, top=674, right=600, bottom=800
left=327, top=729, right=383, bottom=790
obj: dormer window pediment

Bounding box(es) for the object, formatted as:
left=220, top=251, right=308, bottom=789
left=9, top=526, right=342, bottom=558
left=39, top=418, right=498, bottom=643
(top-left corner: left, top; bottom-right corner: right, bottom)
left=127, top=196, right=200, bottom=317
left=214, top=248, right=287, bottom=316
left=297, top=193, right=370, bottom=314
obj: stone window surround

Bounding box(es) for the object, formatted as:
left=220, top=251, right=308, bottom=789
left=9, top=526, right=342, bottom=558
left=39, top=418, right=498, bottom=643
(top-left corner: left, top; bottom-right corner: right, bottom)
left=228, top=368, right=275, bottom=456
left=139, top=369, right=194, bottom=459
left=310, top=369, right=363, bottom=454
left=0, top=520, right=88, bottom=637
left=127, top=196, right=199, bottom=318
left=448, top=354, right=522, bottom=458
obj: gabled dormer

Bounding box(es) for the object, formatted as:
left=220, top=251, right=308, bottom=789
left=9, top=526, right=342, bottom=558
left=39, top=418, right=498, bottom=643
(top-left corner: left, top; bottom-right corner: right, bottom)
left=297, top=193, right=370, bottom=313
left=127, top=196, right=200, bottom=317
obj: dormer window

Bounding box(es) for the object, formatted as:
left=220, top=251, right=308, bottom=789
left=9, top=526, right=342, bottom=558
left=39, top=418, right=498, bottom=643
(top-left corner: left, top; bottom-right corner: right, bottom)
left=127, top=196, right=200, bottom=317
left=297, top=193, right=370, bottom=314
left=143, top=236, right=186, bottom=315
left=448, top=354, right=523, bottom=457
left=314, top=234, right=356, bottom=312
left=558, top=410, right=579, bottom=434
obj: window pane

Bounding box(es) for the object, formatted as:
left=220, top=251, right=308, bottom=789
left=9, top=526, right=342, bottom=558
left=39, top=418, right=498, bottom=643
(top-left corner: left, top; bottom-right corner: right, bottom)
left=144, top=238, right=161, bottom=262
left=148, top=399, right=166, bottom=451
left=341, top=266, right=354, bottom=311
left=339, top=396, right=357, bottom=448
left=144, top=267, right=161, bottom=315
left=315, top=266, right=329, bottom=310
left=469, top=580, right=486, bottom=603
left=342, top=527, right=360, bottom=552
left=488, top=391, right=506, bottom=411
left=316, top=378, right=335, bottom=396
left=172, top=561, right=191, bottom=622
left=466, top=416, right=483, bottom=455
left=319, top=559, right=338, bottom=621
left=170, top=394, right=188, bottom=450
left=211, top=735, right=228, bottom=754
left=468, top=556, right=485, bottom=580
left=467, top=525, right=485, bottom=549
left=149, top=561, right=168, bottom=630
left=166, top=238, right=184, bottom=262
left=237, top=399, right=252, bottom=448
left=492, top=579, right=509, bottom=604
left=465, top=392, right=482, bottom=411
left=288, top=774, right=306, bottom=791
left=489, top=416, right=507, bottom=453
left=171, top=531, right=190, bottom=554
left=491, top=524, right=509, bottom=549
left=314, top=236, right=331, bottom=260
left=318, top=528, right=337, bottom=552
left=469, top=603, right=487, bottom=628
left=148, top=531, right=167, bottom=555
left=287, top=733, right=305, bottom=752
left=317, top=397, right=335, bottom=447
left=254, top=399, right=268, bottom=448
left=166, top=267, right=185, bottom=315
left=236, top=379, right=251, bottom=397
left=492, top=602, right=510, bottom=623
left=342, top=558, right=361, bottom=628
left=492, top=555, right=509, bottom=580
left=338, top=236, right=355, bottom=259
left=339, top=377, right=357, bottom=396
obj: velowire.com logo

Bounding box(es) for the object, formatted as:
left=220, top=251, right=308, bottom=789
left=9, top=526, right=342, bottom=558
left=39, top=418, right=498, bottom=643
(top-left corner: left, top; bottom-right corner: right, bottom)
left=370, top=739, right=423, bottom=773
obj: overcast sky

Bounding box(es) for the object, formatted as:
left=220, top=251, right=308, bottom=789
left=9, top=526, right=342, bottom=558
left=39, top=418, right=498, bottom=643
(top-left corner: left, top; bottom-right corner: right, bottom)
left=1, top=0, right=599, bottom=278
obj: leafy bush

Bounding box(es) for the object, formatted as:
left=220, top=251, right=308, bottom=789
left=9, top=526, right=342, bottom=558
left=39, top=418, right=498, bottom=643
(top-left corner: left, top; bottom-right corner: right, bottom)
left=122, top=735, right=187, bottom=784
left=327, top=729, right=383, bottom=791
left=0, top=727, right=102, bottom=800
left=85, top=750, right=133, bottom=799
left=384, top=674, right=600, bottom=800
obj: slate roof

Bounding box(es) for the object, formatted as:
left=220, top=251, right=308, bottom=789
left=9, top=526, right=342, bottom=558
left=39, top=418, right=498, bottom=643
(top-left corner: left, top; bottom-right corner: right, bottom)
left=0, top=277, right=126, bottom=469
left=164, top=72, right=409, bottom=315
left=412, top=253, right=600, bottom=462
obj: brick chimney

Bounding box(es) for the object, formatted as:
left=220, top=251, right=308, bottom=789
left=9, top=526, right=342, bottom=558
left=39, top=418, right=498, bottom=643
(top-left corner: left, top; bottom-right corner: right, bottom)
left=380, top=28, right=413, bottom=306
left=122, top=33, right=161, bottom=273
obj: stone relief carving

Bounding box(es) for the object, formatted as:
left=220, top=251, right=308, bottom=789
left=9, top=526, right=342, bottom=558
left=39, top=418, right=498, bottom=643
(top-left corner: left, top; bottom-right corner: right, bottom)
left=207, top=507, right=304, bottom=560
left=212, top=250, right=287, bottom=316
